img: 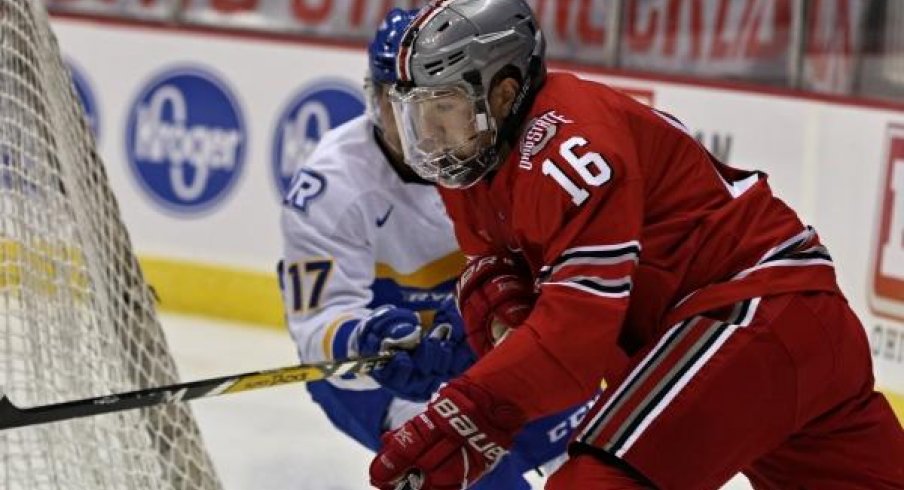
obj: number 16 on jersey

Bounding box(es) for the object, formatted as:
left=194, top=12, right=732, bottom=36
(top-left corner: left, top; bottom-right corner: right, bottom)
left=542, top=136, right=612, bottom=206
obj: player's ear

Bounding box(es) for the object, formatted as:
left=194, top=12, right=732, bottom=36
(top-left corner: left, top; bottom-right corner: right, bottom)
left=488, top=77, right=520, bottom=121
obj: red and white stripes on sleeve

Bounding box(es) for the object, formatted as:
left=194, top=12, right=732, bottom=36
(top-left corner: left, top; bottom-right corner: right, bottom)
left=538, top=240, right=641, bottom=299
left=732, top=226, right=832, bottom=280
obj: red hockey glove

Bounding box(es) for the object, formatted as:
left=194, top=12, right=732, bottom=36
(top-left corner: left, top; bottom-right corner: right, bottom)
left=369, top=379, right=526, bottom=490
left=456, top=255, right=535, bottom=357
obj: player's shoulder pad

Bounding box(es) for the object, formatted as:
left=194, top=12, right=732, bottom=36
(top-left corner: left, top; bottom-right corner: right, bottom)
left=283, top=168, right=328, bottom=213
left=282, top=116, right=384, bottom=219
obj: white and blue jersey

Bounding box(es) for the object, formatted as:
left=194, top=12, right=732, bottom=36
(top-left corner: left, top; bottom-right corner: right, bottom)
left=278, top=115, right=585, bottom=487
left=279, top=115, right=459, bottom=445
left=278, top=115, right=462, bottom=368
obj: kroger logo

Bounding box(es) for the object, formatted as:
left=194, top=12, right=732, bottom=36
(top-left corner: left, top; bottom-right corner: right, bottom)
left=66, top=59, right=100, bottom=141
left=271, top=80, right=364, bottom=196
left=126, top=67, right=246, bottom=215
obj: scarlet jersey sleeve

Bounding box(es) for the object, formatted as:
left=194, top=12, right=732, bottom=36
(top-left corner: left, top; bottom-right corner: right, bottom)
left=468, top=108, right=644, bottom=419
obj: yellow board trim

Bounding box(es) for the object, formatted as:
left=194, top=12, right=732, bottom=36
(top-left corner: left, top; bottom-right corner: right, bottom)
left=139, top=252, right=467, bottom=329
left=138, top=255, right=904, bottom=425
left=139, top=256, right=285, bottom=328
left=885, top=389, right=904, bottom=423
left=0, top=239, right=89, bottom=297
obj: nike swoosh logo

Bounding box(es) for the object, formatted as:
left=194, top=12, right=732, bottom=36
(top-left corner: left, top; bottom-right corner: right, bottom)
left=376, top=205, right=394, bottom=227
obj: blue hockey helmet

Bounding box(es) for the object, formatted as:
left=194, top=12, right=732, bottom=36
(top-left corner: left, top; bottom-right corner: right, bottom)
left=368, top=8, right=419, bottom=85
left=366, top=8, right=419, bottom=149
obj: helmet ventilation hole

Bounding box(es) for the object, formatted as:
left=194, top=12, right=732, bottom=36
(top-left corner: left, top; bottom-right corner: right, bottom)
left=425, top=60, right=444, bottom=75
left=448, top=51, right=466, bottom=65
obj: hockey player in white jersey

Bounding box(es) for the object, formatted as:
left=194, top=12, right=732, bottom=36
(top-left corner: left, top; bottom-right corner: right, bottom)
left=278, top=9, right=590, bottom=488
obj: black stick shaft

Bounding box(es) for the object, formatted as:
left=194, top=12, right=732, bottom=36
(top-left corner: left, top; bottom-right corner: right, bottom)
left=0, top=354, right=392, bottom=430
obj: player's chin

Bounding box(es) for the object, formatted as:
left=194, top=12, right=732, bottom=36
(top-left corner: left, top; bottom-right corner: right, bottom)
left=450, top=136, right=485, bottom=162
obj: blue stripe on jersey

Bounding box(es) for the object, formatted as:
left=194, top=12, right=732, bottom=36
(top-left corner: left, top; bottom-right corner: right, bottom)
left=332, top=319, right=359, bottom=360
left=368, top=278, right=456, bottom=312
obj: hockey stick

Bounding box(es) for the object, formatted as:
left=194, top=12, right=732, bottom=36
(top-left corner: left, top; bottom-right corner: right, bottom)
left=0, top=353, right=393, bottom=430
left=394, top=470, right=425, bottom=490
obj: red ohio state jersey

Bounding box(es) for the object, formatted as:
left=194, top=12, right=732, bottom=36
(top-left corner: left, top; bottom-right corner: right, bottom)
left=440, top=73, right=839, bottom=419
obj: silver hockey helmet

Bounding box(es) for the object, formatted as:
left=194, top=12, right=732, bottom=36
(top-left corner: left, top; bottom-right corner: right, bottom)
left=390, top=0, right=546, bottom=188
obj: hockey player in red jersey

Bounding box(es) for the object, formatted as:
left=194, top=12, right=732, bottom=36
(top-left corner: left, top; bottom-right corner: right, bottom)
left=368, top=0, right=904, bottom=489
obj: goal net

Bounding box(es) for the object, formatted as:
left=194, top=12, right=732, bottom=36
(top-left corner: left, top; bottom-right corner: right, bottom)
left=0, top=1, right=222, bottom=489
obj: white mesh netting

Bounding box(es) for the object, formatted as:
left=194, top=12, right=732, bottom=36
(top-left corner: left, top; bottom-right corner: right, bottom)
left=0, top=1, right=222, bottom=488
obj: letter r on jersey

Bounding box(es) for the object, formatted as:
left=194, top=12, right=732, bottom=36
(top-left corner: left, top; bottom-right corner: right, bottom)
left=284, top=169, right=326, bottom=213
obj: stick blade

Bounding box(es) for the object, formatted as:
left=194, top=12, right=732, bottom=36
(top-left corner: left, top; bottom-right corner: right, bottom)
left=0, top=389, right=26, bottom=430
left=393, top=470, right=424, bottom=490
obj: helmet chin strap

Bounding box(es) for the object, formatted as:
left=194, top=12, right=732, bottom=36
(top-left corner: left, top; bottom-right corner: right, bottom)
left=477, top=53, right=546, bottom=178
